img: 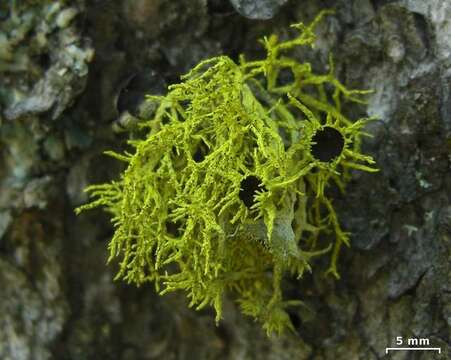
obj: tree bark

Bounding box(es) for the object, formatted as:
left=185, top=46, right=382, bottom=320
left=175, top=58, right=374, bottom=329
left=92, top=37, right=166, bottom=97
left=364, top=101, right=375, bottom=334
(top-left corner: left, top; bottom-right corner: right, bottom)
left=0, top=0, right=449, bottom=359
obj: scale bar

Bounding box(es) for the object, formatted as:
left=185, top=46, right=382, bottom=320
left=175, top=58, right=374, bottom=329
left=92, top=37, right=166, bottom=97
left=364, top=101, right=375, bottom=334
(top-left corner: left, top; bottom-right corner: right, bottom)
left=385, top=347, right=441, bottom=354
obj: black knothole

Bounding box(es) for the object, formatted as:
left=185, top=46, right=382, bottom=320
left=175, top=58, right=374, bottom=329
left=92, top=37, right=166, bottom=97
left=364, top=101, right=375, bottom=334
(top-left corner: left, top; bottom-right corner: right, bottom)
left=116, top=70, right=165, bottom=117
left=0, top=5, right=10, bottom=20
left=310, top=127, right=345, bottom=162
left=37, top=53, right=51, bottom=69
left=288, top=311, right=302, bottom=333
left=179, top=99, right=191, bottom=109
left=193, top=148, right=204, bottom=162
left=192, top=140, right=209, bottom=163
left=275, top=67, right=295, bottom=88
left=239, top=176, right=266, bottom=208
left=207, top=0, right=235, bottom=15
left=117, top=73, right=146, bottom=116
left=165, top=220, right=182, bottom=237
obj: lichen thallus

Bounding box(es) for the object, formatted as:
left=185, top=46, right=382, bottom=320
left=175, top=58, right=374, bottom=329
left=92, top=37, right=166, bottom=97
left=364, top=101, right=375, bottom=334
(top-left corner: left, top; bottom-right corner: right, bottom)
left=76, top=10, right=377, bottom=335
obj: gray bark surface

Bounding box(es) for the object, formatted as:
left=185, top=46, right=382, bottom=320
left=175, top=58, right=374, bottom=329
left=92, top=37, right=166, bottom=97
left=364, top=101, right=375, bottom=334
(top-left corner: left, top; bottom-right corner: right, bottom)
left=0, top=0, right=449, bottom=359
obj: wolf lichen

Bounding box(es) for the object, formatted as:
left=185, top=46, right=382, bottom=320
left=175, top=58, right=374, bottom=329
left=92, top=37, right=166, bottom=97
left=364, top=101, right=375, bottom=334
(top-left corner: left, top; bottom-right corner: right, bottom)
left=76, top=10, right=377, bottom=335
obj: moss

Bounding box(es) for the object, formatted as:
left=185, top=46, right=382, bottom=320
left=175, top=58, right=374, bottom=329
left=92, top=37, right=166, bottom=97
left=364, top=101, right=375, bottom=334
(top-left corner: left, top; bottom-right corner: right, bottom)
left=76, top=10, right=377, bottom=335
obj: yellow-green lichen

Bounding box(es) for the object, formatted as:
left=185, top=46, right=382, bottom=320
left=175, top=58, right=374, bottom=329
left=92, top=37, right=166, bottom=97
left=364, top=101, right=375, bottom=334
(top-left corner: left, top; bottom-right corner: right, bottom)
left=76, top=11, right=377, bottom=335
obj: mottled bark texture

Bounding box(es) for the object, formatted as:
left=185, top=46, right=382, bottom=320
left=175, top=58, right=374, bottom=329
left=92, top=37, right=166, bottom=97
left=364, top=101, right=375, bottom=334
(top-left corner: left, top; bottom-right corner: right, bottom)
left=0, top=0, right=450, bottom=359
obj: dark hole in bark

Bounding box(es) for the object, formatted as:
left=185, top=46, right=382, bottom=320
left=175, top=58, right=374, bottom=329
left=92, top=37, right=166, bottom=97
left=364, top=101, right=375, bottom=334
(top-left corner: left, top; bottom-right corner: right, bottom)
left=412, top=12, right=430, bottom=53
left=166, top=220, right=182, bottom=237
left=288, top=311, right=301, bottom=332
left=311, top=127, right=344, bottom=162
left=192, top=140, right=209, bottom=163
left=276, top=67, right=295, bottom=88
left=116, top=71, right=165, bottom=117
left=179, top=99, right=191, bottom=112
left=0, top=4, right=10, bottom=20
left=239, top=176, right=266, bottom=208
left=208, top=0, right=235, bottom=15
left=37, top=53, right=51, bottom=69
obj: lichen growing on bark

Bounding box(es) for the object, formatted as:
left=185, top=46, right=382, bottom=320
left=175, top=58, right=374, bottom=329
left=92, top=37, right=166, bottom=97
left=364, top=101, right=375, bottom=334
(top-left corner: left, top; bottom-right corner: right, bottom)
left=76, top=11, right=377, bottom=335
